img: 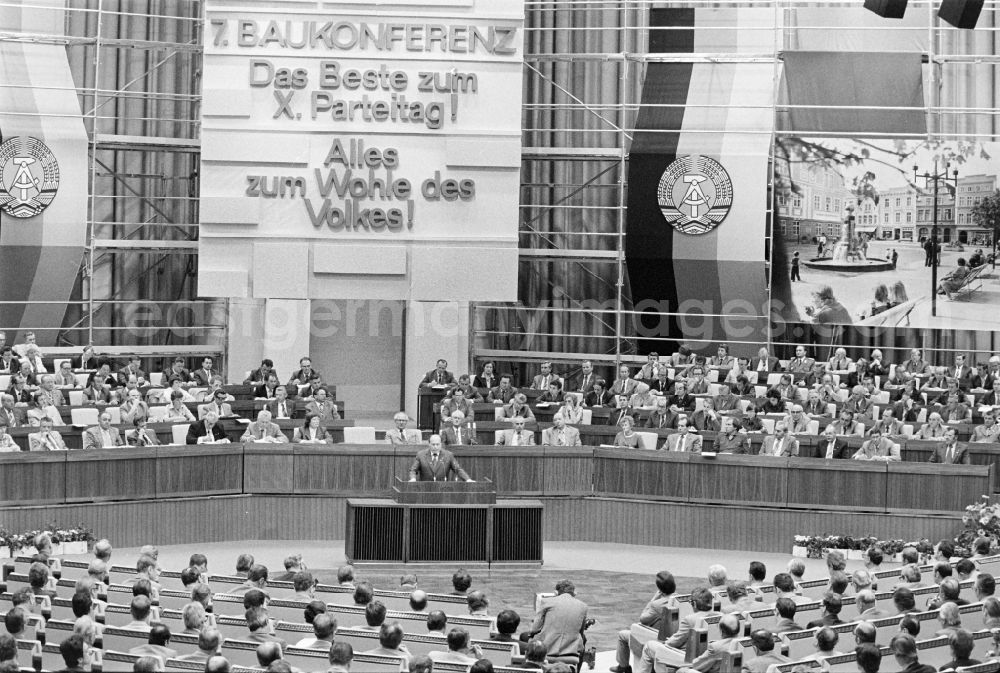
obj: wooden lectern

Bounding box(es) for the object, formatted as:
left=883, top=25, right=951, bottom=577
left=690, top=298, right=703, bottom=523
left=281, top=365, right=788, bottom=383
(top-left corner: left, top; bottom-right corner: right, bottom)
left=346, top=477, right=542, bottom=563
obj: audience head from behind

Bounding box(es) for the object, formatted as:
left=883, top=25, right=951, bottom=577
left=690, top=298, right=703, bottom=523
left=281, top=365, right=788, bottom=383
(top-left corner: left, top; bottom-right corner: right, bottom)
left=149, top=624, right=172, bottom=647
left=93, top=538, right=112, bottom=562
left=410, top=655, right=434, bottom=673
left=329, top=642, right=353, bottom=671
left=3, top=609, right=24, bottom=638
left=821, top=592, right=843, bottom=617
left=856, top=590, right=877, bottom=613
left=247, top=564, right=269, bottom=588
left=815, top=627, right=839, bottom=654
left=133, top=578, right=153, bottom=598
left=726, top=581, right=749, bottom=604
left=183, top=602, right=208, bottom=633
left=890, top=633, right=923, bottom=667
left=893, top=587, right=916, bottom=614
left=181, top=567, right=201, bottom=588
left=852, top=570, right=873, bottom=594
left=0, top=634, right=15, bottom=664
left=292, top=571, right=315, bottom=596
left=525, top=639, right=548, bottom=664
left=243, top=588, right=267, bottom=610
left=900, top=547, right=919, bottom=565
left=955, top=558, right=976, bottom=580
left=452, top=568, right=472, bottom=594
left=266, top=661, right=291, bottom=673
left=826, top=549, right=847, bottom=573
left=256, top=641, right=282, bottom=667
left=467, top=590, right=489, bottom=615
left=940, top=578, right=962, bottom=603
left=900, top=564, right=921, bottom=585
left=974, top=536, right=992, bottom=557
left=304, top=599, right=327, bottom=624
left=312, top=613, right=337, bottom=641
left=131, top=595, right=153, bottom=622
left=934, top=561, right=953, bottom=583
left=718, top=614, right=740, bottom=638
left=829, top=571, right=850, bottom=596
left=28, top=561, right=50, bottom=591
left=10, top=588, right=32, bottom=613
left=236, top=553, right=255, bottom=576
left=470, top=659, right=494, bottom=673
left=409, top=590, right=428, bottom=612
left=59, top=634, right=86, bottom=670
left=198, top=629, right=222, bottom=656
left=936, top=539, right=955, bottom=562
left=205, top=655, right=231, bottom=673
left=353, top=582, right=374, bottom=606
left=787, top=558, right=806, bottom=581
left=134, top=656, right=161, bottom=673
left=898, top=615, right=920, bottom=638
left=73, top=616, right=99, bottom=646
left=446, top=627, right=470, bottom=653
left=554, top=579, right=576, bottom=596
left=775, top=597, right=797, bottom=620
left=950, top=628, right=975, bottom=663
left=192, top=583, right=212, bottom=611
left=976, top=572, right=996, bottom=600
left=337, top=564, right=356, bottom=587
left=495, top=609, right=520, bottom=638
left=427, top=610, right=448, bottom=634
left=856, top=642, right=882, bottom=673
left=689, top=587, right=715, bottom=613
left=72, top=590, right=94, bottom=619
left=750, top=629, right=775, bottom=653
left=854, top=621, right=877, bottom=645
left=707, top=564, right=727, bottom=587
left=246, top=606, right=272, bottom=634
left=379, top=622, right=405, bottom=650
left=748, top=561, right=766, bottom=584
left=365, top=601, right=387, bottom=627
left=773, top=573, right=796, bottom=596
left=88, top=559, right=109, bottom=584
left=189, top=553, right=208, bottom=575
left=939, top=602, right=961, bottom=628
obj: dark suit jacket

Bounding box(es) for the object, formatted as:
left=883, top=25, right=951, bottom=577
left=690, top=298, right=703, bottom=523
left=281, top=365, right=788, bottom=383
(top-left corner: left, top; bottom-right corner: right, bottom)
left=190, top=368, right=214, bottom=386
left=186, top=420, right=227, bottom=445
left=607, top=407, right=635, bottom=427
left=818, top=437, right=851, bottom=459
left=266, top=398, right=297, bottom=419
left=928, top=443, right=971, bottom=464
left=572, top=373, right=598, bottom=394
left=644, top=409, right=679, bottom=430
left=473, top=373, right=497, bottom=393
left=408, top=448, right=470, bottom=481
left=253, top=383, right=278, bottom=399
left=584, top=389, right=614, bottom=407
left=420, top=369, right=455, bottom=387
left=0, top=406, right=27, bottom=428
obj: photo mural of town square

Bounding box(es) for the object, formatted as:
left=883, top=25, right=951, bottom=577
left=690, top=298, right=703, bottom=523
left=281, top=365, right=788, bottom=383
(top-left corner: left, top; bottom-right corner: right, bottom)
left=772, top=137, right=1000, bottom=331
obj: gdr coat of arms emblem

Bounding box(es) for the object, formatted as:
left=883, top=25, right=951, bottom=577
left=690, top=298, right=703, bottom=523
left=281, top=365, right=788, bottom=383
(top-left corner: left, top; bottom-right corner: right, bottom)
left=0, top=136, right=60, bottom=219
left=657, top=155, right=733, bottom=235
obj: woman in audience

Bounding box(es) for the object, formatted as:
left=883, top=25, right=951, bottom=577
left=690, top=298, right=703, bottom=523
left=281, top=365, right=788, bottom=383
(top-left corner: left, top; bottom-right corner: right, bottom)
left=867, top=284, right=891, bottom=318
left=164, top=390, right=196, bottom=422
left=890, top=281, right=909, bottom=307
left=120, top=388, right=149, bottom=424
left=916, top=412, right=948, bottom=440
left=165, top=378, right=196, bottom=404
left=983, top=597, right=1000, bottom=628
left=613, top=415, right=641, bottom=449
left=292, top=413, right=330, bottom=444
left=74, top=344, right=99, bottom=370
left=555, top=395, right=583, bottom=425
left=127, top=417, right=160, bottom=447
left=628, top=382, right=657, bottom=410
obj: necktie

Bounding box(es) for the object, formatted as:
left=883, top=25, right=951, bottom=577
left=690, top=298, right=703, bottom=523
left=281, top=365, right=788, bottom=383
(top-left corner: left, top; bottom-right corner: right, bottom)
left=399, top=430, right=406, bottom=443
left=774, top=439, right=782, bottom=456
left=679, top=436, right=686, bottom=452
left=436, top=371, right=443, bottom=384
left=557, top=430, right=565, bottom=446
left=827, top=441, right=835, bottom=459
left=431, top=452, right=439, bottom=464
left=280, top=402, right=286, bottom=417
left=956, top=367, right=961, bottom=378
left=947, top=445, right=955, bottom=462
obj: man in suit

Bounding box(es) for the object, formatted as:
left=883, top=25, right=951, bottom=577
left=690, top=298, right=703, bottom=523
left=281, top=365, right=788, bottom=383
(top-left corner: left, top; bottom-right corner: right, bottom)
left=855, top=590, right=890, bottom=620
left=265, top=386, right=296, bottom=420
left=408, top=435, right=473, bottom=482
left=243, top=359, right=276, bottom=387
left=573, top=360, right=597, bottom=395
left=584, top=378, right=613, bottom=407
left=419, top=359, right=455, bottom=388
left=709, top=344, right=735, bottom=369
left=750, top=347, right=780, bottom=374
left=35, top=375, right=65, bottom=409
left=83, top=412, right=124, bottom=450
left=928, top=427, right=970, bottom=464
left=742, top=629, right=789, bottom=673
left=610, top=365, right=638, bottom=396
left=362, top=623, right=413, bottom=665
left=441, top=410, right=476, bottom=446
left=636, top=353, right=663, bottom=381
left=661, top=418, right=702, bottom=452
left=0, top=346, right=19, bottom=375
left=760, top=422, right=799, bottom=457
left=636, top=587, right=720, bottom=673
left=869, top=408, right=905, bottom=436
left=786, top=345, right=816, bottom=382
left=897, top=348, right=931, bottom=381
left=241, top=409, right=284, bottom=443
left=673, top=613, right=739, bottom=673
left=0, top=394, right=26, bottom=428
left=29, top=417, right=67, bottom=451
left=690, top=399, right=722, bottom=432
left=645, top=398, right=678, bottom=430
left=971, top=410, right=1000, bottom=443
left=538, top=380, right=565, bottom=405
left=199, top=389, right=234, bottom=419
left=772, top=597, right=803, bottom=633
left=440, top=388, right=475, bottom=426
left=892, top=390, right=923, bottom=423
left=496, top=417, right=536, bottom=446
left=128, top=624, right=178, bottom=663
left=304, top=387, right=338, bottom=420
left=612, top=571, right=678, bottom=673
left=852, top=428, right=900, bottom=461
left=949, top=354, right=974, bottom=391
left=715, top=416, right=750, bottom=454
left=531, top=362, right=559, bottom=390
left=542, top=414, right=581, bottom=447
left=187, top=411, right=228, bottom=445
left=244, top=607, right=287, bottom=649
left=177, top=628, right=222, bottom=663
left=487, top=374, right=518, bottom=404
left=388, top=412, right=418, bottom=445
left=782, top=405, right=811, bottom=434
left=669, top=382, right=696, bottom=414
left=608, top=396, right=634, bottom=428
left=288, top=356, right=322, bottom=388
left=118, top=356, right=147, bottom=387
left=160, top=357, right=189, bottom=385
left=526, top=579, right=588, bottom=659
left=818, top=426, right=851, bottom=459
left=126, top=418, right=160, bottom=447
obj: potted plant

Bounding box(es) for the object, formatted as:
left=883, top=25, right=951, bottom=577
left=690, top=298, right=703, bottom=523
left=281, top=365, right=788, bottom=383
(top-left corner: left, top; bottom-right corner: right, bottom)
left=793, top=535, right=810, bottom=557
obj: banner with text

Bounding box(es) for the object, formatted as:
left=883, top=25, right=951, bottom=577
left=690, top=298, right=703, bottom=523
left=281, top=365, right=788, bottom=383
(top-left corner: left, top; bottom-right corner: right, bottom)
left=199, top=0, right=523, bottom=302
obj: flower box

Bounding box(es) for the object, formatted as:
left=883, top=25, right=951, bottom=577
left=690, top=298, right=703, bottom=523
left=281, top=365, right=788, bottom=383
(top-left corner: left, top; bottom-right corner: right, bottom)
left=61, top=541, right=88, bottom=556
left=847, top=550, right=864, bottom=561
left=792, top=545, right=808, bottom=557
left=0, top=547, right=10, bottom=560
